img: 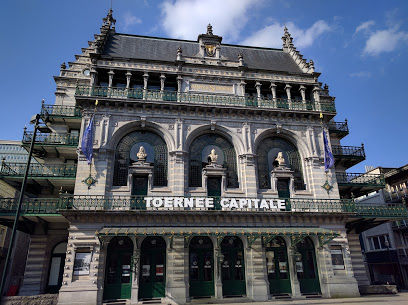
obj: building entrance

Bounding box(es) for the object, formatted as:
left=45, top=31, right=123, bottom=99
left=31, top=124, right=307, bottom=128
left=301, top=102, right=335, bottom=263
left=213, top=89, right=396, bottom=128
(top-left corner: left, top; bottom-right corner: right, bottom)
left=139, top=237, right=166, bottom=299
left=104, top=237, right=133, bottom=300
left=296, top=237, right=321, bottom=294
left=221, top=236, right=246, bottom=296
left=265, top=237, right=291, bottom=295
left=189, top=236, right=214, bottom=297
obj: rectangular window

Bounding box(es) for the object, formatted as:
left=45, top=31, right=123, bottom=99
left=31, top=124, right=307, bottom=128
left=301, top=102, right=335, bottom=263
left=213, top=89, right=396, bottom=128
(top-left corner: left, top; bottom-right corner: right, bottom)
left=73, top=248, right=92, bottom=276
left=368, top=235, right=391, bottom=250
left=331, top=245, right=345, bottom=270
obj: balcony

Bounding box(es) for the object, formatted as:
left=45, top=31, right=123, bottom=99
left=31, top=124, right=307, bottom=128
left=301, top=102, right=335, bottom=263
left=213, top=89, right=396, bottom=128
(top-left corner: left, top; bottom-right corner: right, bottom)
left=22, top=132, right=79, bottom=147
left=75, top=85, right=336, bottom=114
left=0, top=162, right=77, bottom=179
left=336, top=172, right=386, bottom=197
left=41, top=103, right=81, bottom=121
left=328, top=121, right=349, bottom=139
left=332, top=145, right=365, bottom=169
left=0, top=196, right=405, bottom=220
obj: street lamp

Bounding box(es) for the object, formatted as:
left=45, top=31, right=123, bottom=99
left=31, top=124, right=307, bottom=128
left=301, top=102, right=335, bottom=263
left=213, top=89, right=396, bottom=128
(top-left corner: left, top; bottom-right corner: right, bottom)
left=0, top=113, right=49, bottom=301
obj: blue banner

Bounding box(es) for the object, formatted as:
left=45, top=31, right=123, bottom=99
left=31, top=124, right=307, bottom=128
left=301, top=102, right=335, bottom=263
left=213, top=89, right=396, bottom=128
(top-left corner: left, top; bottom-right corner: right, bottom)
left=81, top=116, right=94, bottom=165
left=323, top=130, right=334, bottom=172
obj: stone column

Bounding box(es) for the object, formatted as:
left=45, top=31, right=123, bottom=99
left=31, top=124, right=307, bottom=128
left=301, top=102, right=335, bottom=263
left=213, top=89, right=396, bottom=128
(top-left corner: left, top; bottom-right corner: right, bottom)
left=166, top=236, right=187, bottom=304
left=299, top=85, right=306, bottom=108
left=285, top=84, right=292, bottom=109
left=240, top=80, right=246, bottom=97
left=287, top=239, right=301, bottom=297
left=177, top=75, right=183, bottom=102
left=270, top=82, right=277, bottom=104
left=347, top=233, right=370, bottom=287
left=126, top=71, right=132, bottom=89
left=215, top=247, right=224, bottom=299
left=143, top=72, right=149, bottom=100
left=313, top=85, right=321, bottom=110
left=160, top=73, right=166, bottom=92
left=90, top=68, right=98, bottom=87
left=246, top=238, right=269, bottom=301
left=108, top=70, right=114, bottom=88
left=255, top=81, right=261, bottom=98
left=131, top=242, right=140, bottom=305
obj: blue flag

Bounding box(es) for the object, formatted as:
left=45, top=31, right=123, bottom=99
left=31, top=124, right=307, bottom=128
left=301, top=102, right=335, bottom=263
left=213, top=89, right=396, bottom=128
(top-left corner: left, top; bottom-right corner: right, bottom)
left=81, top=116, right=94, bottom=165
left=323, top=130, right=334, bottom=172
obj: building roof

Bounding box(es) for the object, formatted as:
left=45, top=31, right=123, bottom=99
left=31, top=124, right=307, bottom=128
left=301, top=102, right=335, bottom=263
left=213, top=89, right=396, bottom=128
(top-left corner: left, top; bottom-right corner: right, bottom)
left=103, top=33, right=305, bottom=74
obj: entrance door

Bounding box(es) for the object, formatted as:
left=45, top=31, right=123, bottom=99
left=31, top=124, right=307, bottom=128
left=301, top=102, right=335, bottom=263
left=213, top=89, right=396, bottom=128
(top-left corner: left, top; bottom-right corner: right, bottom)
left=208, top=176, right=221, bottom=209
left=139, top=237, right=166, bottom=299
left=221, top=236, right=246, bottom=296
left=296, top=237, right=321, bottom=294
left=189, top=236, right=214, bottom=297
left=46, top=242, right=67, bottom=293
left=104, top=237, right=133, bottom=300
left=277, top=179, right=290, bottom=198
left=265, top=237, right=291, bottom=295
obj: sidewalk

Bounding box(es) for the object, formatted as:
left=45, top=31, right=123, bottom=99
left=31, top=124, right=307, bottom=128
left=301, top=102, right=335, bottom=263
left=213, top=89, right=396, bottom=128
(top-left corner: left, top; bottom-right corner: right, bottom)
left=219, top=293, right=408, bottom=305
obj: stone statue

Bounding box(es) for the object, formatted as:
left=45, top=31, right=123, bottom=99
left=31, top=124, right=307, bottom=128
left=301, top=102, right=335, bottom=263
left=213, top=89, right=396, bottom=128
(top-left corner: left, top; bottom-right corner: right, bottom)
left=208, top=149, right=218, bottom=163
left=207, top=24, right=213, bottom=35
left=275, top=152, right=286, bottom=167
left=137, top=146, right=147, bottom=162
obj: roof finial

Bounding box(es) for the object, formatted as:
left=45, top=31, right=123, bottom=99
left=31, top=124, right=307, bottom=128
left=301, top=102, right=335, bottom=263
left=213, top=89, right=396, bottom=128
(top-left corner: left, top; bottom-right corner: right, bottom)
left=207, top=24, right=213, bottom=35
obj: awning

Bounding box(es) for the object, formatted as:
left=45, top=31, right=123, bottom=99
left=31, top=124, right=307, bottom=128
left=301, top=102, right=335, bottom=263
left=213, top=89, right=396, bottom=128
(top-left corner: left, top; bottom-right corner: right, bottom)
left=96, top=227, right=340, bottom=248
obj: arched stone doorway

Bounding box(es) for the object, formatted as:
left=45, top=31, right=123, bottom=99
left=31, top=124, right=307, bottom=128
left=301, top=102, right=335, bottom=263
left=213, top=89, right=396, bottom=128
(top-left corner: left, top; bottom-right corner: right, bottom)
left=46, top=242, right=67, bottom=293
left=189, top=236, right=214, bottom=297
left=265, top=237, right=291, bottom=295
left=296, top=237, right=320, bottom=294
left=104, top=237, right=134, bottom=300
left=139, top=236, right=166, bottom=299
left=221, top=236, right=246, bottom=297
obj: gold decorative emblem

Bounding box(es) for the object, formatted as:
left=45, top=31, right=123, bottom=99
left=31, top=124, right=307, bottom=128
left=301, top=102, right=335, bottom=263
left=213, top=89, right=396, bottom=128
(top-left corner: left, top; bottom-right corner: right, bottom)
left=205, top=45, right=216, bottom=57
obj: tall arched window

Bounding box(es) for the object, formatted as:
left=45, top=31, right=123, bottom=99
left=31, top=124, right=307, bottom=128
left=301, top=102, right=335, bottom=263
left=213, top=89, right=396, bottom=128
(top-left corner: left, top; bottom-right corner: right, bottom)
left=257, top=136, right=305, bottom=190
left=189, top=134, right=238, bottom=188
left=113, top=131, right=168, bottom=186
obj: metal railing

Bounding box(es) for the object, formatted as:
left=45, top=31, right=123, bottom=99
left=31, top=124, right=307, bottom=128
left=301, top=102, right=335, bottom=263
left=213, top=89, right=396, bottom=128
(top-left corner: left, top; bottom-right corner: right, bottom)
left=0, top=162, right=77, bottom=178
left=22, top=132, right=79, bottom=146
left=336, top=172, right=385, bottom=186
left=0, top=196, right=406, bottom=218
left=41, top=104, right=82, bottom=118
left=328, top=121, right=349, bottom=133
left=75, top=85, right=336, bottom=113
left=332, top=145, right=365, bottom=158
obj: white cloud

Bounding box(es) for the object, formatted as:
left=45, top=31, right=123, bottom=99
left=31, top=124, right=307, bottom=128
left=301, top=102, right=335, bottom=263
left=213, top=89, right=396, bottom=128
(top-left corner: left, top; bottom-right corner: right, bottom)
left=241, top=20, right=332, bottom=49
left=349, top=71, right=371, bottom=78
left=160, top=0, right=259, bottom=41
left=363, top=27, right=408, bottom=56
left=355, top=20, right=375, bottom=34
left=123, top=12, right=142, bottom=31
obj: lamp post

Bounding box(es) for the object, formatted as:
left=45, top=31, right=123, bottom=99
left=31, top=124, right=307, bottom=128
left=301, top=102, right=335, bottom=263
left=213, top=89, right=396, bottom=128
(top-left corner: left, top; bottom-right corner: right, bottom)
left=0, top=113, right=48, bottom=302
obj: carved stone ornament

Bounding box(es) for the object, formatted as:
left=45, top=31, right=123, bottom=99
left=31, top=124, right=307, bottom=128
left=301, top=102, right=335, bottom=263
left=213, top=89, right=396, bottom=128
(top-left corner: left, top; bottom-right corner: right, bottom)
left=137, top=146, right=147, bottom=161
left=205, top=45, right=216, bottom=57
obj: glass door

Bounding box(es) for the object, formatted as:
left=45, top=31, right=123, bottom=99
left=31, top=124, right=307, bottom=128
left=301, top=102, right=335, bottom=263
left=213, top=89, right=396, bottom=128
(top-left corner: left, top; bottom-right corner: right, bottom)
left=265, top=237, right=291, bottom=295
left=296, top=237, right=321, bottom=294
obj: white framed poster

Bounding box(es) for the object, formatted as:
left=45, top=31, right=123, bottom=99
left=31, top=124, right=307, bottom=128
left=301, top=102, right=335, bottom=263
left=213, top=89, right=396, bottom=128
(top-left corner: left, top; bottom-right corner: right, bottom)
left=73, top=252, right=91, bottom=275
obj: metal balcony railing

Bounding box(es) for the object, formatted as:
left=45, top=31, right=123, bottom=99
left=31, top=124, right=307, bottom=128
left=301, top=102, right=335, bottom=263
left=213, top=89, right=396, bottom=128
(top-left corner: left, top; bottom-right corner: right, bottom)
left=332, top=145, right=365, bottom=158
left=22, top=132, right=79, bottom=146
left=41, top=104, right=82, bottom=118
left=75, top=85, right=336, bottom=113
left=328, top=121, right=349, bottom=133
left=336, top=172, right=385, bottom=186
left=0, top=196, right=406, bottom=218
left=0, top=162, right=77, bottom=178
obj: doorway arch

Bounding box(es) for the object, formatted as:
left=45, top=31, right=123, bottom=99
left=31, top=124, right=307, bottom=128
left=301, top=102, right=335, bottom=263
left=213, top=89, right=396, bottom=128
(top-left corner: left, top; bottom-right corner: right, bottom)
left=221, top=236, right=246, bottom=296
left=104, top=237, right=133, bottom=300
left=139, top=236, right=166, bottom=299
left=296, top=237, right=320, bottom=294
left=189, top=236, right=214, bottom=297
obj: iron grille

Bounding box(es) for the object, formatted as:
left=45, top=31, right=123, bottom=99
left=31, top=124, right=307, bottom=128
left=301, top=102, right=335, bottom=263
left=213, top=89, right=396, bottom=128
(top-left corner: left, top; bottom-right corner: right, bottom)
left=189, top=134, right=239, bottom=188
left=257, top=137, right=305, bottom=190
left=113, top=131, right=168, bottom=186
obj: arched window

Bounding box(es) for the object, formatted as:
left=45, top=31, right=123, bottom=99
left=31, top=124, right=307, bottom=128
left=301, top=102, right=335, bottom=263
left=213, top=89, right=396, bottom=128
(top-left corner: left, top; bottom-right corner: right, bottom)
left=113, top=131, right=168, bottom=186
left=189, top=134, right=238, bottom=188
left=47, top=242, right=67, bottom=293
left=257, top=136, right=305, bottom=190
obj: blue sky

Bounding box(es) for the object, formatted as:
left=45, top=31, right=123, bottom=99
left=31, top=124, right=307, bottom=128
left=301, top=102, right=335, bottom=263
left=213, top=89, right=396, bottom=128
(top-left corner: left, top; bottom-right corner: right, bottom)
left=1, top=0, right=407, bottom=172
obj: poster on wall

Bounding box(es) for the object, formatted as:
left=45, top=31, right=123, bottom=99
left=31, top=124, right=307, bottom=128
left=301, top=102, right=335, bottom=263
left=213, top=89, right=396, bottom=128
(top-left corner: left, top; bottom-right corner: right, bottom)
left=279, top=262, right=287, bottom=273
left=156, top=264, right=164, bottom=276
left=73, top=252, right=91, bottom=275
left=142, top=265, right=150, bottom=276
left=296, top=261, right=304, bottom=273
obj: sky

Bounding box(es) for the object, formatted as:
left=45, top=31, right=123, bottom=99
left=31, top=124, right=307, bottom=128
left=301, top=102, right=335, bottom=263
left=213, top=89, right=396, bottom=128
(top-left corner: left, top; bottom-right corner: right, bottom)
left=0, top=0, right=407, bottom=173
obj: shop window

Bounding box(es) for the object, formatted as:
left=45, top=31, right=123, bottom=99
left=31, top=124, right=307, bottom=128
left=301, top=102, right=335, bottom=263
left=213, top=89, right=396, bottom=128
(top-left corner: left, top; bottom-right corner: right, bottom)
left=330, top=245, right=345, bottom=270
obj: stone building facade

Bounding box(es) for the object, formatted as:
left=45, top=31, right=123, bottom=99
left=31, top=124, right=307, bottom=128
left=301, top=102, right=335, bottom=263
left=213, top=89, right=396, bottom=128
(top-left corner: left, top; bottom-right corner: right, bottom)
left=0, top=10, right=406, bottom=305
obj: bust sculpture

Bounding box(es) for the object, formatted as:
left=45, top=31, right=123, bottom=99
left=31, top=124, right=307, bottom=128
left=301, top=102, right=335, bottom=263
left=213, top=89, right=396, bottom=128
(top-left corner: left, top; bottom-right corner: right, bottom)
left=275, top=152, right=286, bottom=167
left=208, top=149, right=218, bottom=163
left=137, top=146, right=147, bottom=162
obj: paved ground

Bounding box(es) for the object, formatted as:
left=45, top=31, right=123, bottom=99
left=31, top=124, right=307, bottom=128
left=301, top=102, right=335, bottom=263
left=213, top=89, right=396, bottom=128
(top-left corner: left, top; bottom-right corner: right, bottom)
left=216, top=293, right=408, bottom=305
